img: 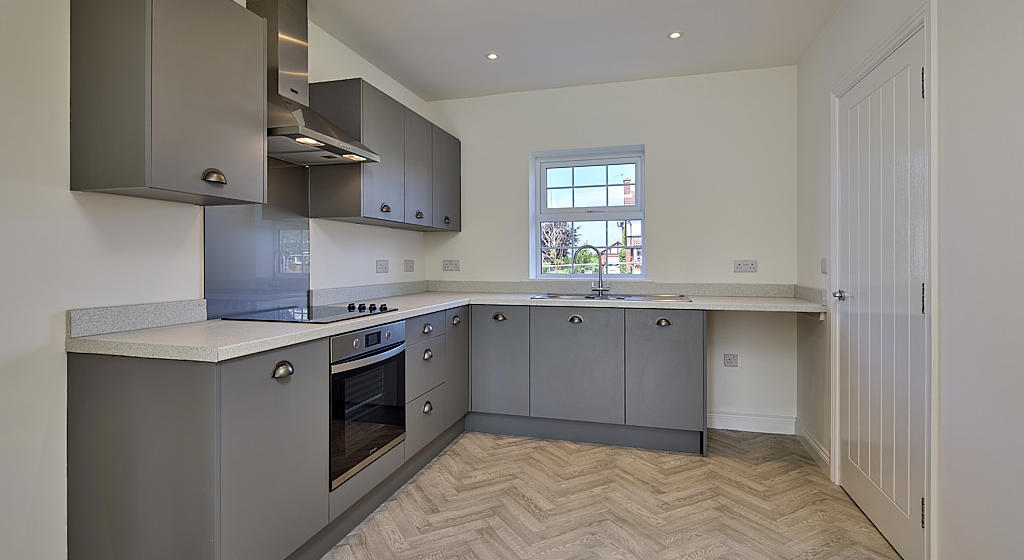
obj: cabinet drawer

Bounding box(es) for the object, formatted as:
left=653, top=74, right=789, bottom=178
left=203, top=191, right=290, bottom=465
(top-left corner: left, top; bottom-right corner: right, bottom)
left=406, top=311, right=446, bottom=345
left=406, top=382, right=448, bottom=458
left=405, top=337, right=446, bottom=402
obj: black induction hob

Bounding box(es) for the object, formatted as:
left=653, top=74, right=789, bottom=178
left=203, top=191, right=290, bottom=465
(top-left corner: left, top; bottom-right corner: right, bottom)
left=221, top=303, right=398, bottom=324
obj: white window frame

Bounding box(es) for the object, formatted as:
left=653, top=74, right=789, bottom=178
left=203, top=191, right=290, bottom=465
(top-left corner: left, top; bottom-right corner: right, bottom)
left=530, top=146, right=646, bottom=279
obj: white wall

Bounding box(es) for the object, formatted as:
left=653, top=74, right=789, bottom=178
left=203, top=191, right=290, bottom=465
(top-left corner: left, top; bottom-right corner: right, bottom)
left=426, top=68, right=800, bottom=430
left=426, top=67, right=798, bottom=284
left=935, top=0, right=1024, bottom=557
left=306, top=21, right=436, bottom=289
left=794, top=0, right=924, bottom=464
left=0, top=2, right=205, bottom=558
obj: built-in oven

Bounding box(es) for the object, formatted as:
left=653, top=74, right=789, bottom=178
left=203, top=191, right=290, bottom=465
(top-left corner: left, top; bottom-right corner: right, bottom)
left=329, top=321, right=406, bottom=490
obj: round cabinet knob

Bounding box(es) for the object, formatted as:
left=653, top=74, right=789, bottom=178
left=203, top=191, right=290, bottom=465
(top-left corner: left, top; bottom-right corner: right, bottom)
left=568, top=314, right=584, bottom=324
left=451, top=315, right=462, bottom=326
left=493, top=313, right=506, bottom=322
left=443, top=216, right=452, bottom=225
left=380, top=203, right=392, bottom=213
left=201, top=168, right=227, bottom=185
left=423, top=401, right=433, bottom=414
left=271, top=361, right=294, bottom=379
left=415, top=210, right=424, bottom=219
left=422, top=323, right=433, bottom=334
left=423, top=349, right=433, bottom=361
left=656, top=318, right=672, bottom=327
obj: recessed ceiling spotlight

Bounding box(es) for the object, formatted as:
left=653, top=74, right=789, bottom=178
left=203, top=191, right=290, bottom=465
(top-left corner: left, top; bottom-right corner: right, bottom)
left=668, top=31, right=682, bottom=40
left=486, top=52, right=499, bottom=61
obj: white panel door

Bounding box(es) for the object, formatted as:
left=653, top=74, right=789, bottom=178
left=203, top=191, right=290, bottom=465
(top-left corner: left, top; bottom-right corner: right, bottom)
left=836, top=29, right=928, bottom=560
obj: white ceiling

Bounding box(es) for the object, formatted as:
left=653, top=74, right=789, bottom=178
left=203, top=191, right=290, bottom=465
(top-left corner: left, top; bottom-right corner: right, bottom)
left=308, top=0, right=842, bottom=101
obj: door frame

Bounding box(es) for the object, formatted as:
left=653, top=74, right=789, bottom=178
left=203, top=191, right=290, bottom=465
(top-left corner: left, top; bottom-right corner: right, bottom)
left=827, top=1, right=934, bottom=556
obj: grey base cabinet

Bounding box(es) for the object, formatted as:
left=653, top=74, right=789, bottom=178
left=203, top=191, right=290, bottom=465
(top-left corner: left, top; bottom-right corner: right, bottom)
left=68, top=339, right=329, bottom=560
left=445, top=306, right=471, bottom=425
left=471, top=305, right=531, bottom=416
left=219, top=340, right=329, bottom=560
left=625, top=309, right=706, bottom=431
left=530, top=307, right=625, bottom=424
left=71, top=0, right=267, bottom=205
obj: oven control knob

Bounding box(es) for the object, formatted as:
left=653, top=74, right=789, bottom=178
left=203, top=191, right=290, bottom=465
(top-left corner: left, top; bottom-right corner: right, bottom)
left=369, top=304, right=377, bottom=312
left=347, top=303, right=356, bottom=312
left=380, top=304, right=388, bottom=312
left=358, top=303, right=366, bottom=312
left=352, top=338, right=361, bottom=349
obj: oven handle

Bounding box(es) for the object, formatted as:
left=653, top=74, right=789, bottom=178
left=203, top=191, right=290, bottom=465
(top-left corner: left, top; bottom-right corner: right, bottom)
left=330, top=343, right=406, bottom=374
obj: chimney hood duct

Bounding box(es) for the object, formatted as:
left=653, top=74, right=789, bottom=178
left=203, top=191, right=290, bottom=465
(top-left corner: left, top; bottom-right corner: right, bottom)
left=247, top=0, right=380, bottom=166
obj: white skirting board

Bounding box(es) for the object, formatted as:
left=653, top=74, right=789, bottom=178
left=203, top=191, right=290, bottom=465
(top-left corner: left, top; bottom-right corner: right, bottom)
left=707, top=411, right=796, bottom=434
left=795, top=422, right=831, bottom=473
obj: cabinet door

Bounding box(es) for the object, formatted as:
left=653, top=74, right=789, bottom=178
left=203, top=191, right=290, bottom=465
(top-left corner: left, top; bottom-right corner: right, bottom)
left=625, top=309, right=705, bottom=431
left=431, top=125, right=461, bottom=230
left=530, top=307, right=625, bottom=424
left=445, top=306, right=471, bottom=425
left=150, top=0, right=266, bottom=203
left=471, top=305, right=530, bottom=415
left=219, top=340, right=328, bottom=560
left=404, top=110, right=433, bottom=226
left=361, top=83, right=405, bottom=221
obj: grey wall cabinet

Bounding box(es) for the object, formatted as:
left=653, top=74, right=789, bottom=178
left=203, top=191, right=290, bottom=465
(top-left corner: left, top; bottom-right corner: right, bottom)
left=471, top=305, right=530, bottom=415
left=404, top=109, right=434, bottom=226
left=71, top=0, right=267, bottom=205
left=309, top=79, right=406, bottom=224
left=432, top=125, right=462, bottom=231
left=625, top=309, right=706, bottom=431
left=219, top=340, right=329, bottom=560
left=445, top=306, right=471, bottom=425
left=529, top=307, right=625, bottom=424
left=308, top=78, right=462, bottom=232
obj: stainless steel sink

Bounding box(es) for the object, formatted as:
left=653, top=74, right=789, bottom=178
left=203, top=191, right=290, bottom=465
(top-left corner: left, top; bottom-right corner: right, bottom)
left=530, top=293, right=692, bottom=302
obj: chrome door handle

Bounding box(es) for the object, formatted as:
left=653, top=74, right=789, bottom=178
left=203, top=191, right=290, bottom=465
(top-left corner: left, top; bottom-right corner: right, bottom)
left=272, top=361, right=294, bottom=379
left=493, top=313, right=506, bottom=321
left=451, top=315, right=462, bottom=326
left=422, top=323, right=433, bottom=334
left=201, top=168, right=227, bottom=185
left=415, top=210, right=424, bottom=219
left=380, top=203, right=392, bottom=213
left=832, top=289, right=847, bottom=301
left=568, top=314, right=583, bottom=324
left=656, top=318, right=672, bottom=327
left=423, top=349, right=433, bottom=361
left=443, top=216, right=452, bottom=225
left=423, top=401, right=433, bottom=414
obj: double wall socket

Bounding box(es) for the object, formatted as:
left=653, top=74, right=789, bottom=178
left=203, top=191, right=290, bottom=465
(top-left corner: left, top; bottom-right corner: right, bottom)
left=404, top=259, right=415, bottom=273
left=723, top=353, right=739, bottom=368
left=733, top=259, right=758, bottom=273
left=442, top=259, right=461, bottom=272
left=375, top=259, right=389, bottom=274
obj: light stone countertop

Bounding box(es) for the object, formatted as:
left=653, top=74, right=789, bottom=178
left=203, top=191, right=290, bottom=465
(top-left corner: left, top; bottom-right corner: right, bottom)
left=65, top=292, right=826, bottom=363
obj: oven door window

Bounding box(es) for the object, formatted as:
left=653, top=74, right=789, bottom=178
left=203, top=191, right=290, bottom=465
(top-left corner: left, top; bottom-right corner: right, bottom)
left=330, top=348, right=405, bottom=487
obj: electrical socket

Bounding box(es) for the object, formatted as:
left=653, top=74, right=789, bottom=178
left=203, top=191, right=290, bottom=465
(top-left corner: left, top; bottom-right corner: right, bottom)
left=375, top=259, right=389, bottom=274
left=733, top=259, right=758, bottom=273
left=724, top=353, right=739, bottom=368
left=404, top=259, right=415, bottom=273
left=442, top=259, right=461, bottom=272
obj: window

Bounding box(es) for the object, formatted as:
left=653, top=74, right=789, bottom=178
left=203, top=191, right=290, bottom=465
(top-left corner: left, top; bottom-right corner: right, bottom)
left=532, top=147, right=645, bottom=278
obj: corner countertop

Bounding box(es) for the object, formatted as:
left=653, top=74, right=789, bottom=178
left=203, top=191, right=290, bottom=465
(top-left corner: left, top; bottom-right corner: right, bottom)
left=65, top=292, right=826, bottom=363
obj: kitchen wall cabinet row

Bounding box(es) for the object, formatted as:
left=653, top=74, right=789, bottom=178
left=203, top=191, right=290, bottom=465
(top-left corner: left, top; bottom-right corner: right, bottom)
left=68, top=306, right=470, bottom=560
left=71, top=0, right=268, bottom=205
left=471, top=305, right=706, bottom=432
left=309, top=78, right=462, bottom=231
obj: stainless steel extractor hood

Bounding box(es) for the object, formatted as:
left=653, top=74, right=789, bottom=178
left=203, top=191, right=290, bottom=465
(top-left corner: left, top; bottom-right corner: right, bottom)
left=248, top=0, right=380, bottom=166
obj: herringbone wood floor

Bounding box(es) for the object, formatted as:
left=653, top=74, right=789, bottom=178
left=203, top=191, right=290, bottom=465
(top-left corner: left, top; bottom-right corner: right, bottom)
left=323, top=430, right=900, bottom=560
